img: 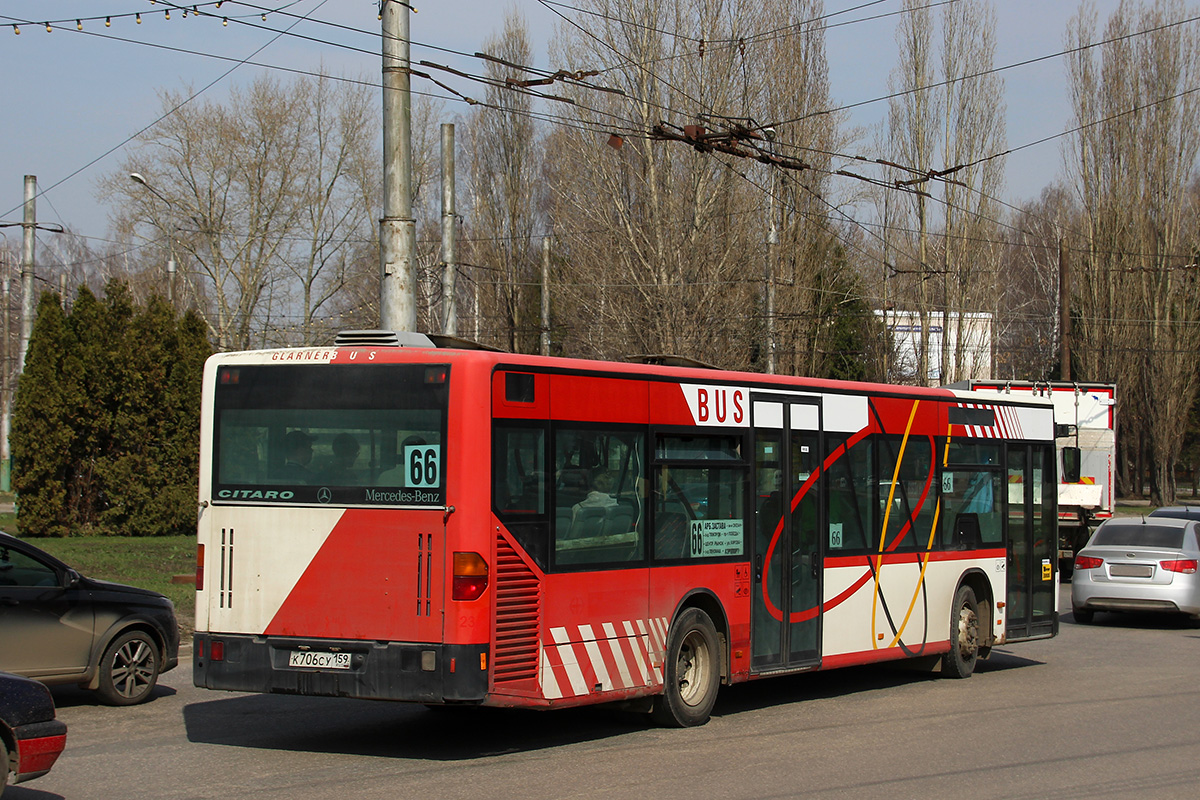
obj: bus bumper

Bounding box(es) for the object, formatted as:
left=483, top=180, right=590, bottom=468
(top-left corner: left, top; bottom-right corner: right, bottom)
left=192, top=633, right=489, bottom=703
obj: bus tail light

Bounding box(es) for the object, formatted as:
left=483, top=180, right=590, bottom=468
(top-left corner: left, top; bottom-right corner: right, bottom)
left=1074, top=555, right=1103, bottom=570
left=1161, top=559, right=1198, bottom=574
left=196, top=543, right=205, bottom=591
left=210, top=640, right=225, bottom=661
left=452, top=552, right=488, bottom=600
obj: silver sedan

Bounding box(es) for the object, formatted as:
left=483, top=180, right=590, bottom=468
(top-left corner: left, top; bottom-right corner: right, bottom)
left=1071, top=517, right=1200, bottom=624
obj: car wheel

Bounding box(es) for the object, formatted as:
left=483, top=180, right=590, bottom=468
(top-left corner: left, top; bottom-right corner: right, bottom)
left=650, top=608, right=721, bottom=727
left=97, top=630, right=161, bottom=706
left=1074, top=608, right=1094, bottom=624
left=941, top=585, right=979, bottom=679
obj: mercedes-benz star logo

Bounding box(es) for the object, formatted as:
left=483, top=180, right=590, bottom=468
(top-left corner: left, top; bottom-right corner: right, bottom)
left=317, top=487, right=332, bottom=504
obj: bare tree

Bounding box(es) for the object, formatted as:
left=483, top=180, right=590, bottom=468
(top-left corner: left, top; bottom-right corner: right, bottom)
left=1065, top=0, right=1200, bottom=502
left=886, top=0, right=942, bottom=385
left=939, top=0, right=1006, bottom=384
left=104, top=73, right=378, bottom=349
left=465, top=10, right=543, bottom=352
left=542, top=0, right=843, bottom=370
left=997, top=184, right=1078, bottom=379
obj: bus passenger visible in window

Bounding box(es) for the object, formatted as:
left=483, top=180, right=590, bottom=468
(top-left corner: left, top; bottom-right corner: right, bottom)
left=962, top=471, right=993, bottom=514
left=318, top=433, right=360, bottom=485
left=377, top=435, right=428, bottom=486
left=279, top=430, right=315, bottom=482
left=573, top=472, right=618, bottom=518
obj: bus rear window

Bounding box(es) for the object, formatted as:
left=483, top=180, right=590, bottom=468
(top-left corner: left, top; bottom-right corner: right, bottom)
left=211, top=364, right=449, bottom=506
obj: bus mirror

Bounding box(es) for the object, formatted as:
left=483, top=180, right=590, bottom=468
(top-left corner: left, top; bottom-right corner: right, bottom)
left=1062, top=447, right=1081, bottom=483
left=1054, top=423, right=1076, bottom=439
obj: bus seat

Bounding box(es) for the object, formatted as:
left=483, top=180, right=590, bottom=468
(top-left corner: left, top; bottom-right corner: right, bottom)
left=570, top=506, right=608, bottom=539
left=557, top=472, right=587, bottom=509
left=654, top=511, right=689, bottom=558
left=602, top=507, right=634, bottom=536
left=954, top=513, right=980, bottom=549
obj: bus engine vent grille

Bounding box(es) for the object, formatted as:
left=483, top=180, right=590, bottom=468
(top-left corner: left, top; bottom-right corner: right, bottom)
left=493, top=536, right=541, bottom=684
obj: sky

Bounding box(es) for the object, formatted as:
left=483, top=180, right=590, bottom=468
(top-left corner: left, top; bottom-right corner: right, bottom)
left=0, top=0, right=1127, bottom=252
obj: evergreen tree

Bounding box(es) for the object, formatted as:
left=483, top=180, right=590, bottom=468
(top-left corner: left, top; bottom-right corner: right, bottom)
left=11, top=294, right=78, bottom=537
left=12, top=284, right=212, bottom=536
left=65, top=286, right=125, bottom=529
left=101, top=296, right=208, bottom=535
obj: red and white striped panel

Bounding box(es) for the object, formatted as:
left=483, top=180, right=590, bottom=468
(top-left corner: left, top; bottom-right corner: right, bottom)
left=956, top=402, right=1026, bottom=440
left=539, top=617, right=669, bottom=700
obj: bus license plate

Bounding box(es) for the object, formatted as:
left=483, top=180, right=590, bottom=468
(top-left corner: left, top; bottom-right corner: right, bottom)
left=288, top=651, right=351, bottom=670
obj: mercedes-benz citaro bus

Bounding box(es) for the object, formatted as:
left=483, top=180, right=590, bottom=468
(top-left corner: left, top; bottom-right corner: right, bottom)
left=193, top=330, right=1058, bottom=727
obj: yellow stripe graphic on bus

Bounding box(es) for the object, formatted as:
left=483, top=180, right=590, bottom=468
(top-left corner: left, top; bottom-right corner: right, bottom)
left=885, top=420, right=954, bottom=650
left=872, top=400, right=919, bottom=649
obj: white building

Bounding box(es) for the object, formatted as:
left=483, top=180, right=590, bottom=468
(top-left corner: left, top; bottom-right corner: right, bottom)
left=877, top=310, right=993, bottom=385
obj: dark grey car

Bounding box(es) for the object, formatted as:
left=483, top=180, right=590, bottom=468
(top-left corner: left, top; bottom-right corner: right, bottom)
left=1148, top=505, right=1200, bottom=522
left=0, top=531, right=179, bottom=705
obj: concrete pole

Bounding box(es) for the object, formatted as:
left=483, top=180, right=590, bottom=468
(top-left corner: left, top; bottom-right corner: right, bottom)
left=19, top=175, right=35, bottom=372
left=1, top=269, right=9, bottom=491
left=440, top=123, right=457, bottom=336
left=765, top=183, right=777, bottom=375
left=380, top=1, right=418, bottom=332
left=1059, top=237, right=1071, bottom=381
left=541, top=237, right=551, bottom=356
left=882, top=194, right=891, bottom=381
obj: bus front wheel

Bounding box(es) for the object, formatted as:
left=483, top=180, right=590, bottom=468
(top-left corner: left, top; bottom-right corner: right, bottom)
left=941, top=585, right=979, bottom=679
left=650, top=608, right=721, bottom=727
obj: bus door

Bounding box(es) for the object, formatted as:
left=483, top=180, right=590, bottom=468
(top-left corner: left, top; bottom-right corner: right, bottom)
left=751, top=395, right=823, bottom=671
left=1005, top=443, right=1058, bottom=639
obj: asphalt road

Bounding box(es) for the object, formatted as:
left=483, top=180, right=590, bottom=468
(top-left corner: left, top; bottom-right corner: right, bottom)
left=9, top=584, right=1200, bottom=800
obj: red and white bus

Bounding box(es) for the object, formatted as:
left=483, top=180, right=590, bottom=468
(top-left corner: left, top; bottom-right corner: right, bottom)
left=193, top=331, right=1058, bottom=726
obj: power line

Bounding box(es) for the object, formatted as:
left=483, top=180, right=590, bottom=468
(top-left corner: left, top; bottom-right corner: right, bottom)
left=0, top=0, right=336, bottom=225
left=764, top=8, right=1200, bottom=130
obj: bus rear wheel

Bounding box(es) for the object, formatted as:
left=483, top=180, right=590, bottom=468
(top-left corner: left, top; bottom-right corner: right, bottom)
left=941, top=585, right=979, bottom=679
left=650, top=608, right=720, bottom=727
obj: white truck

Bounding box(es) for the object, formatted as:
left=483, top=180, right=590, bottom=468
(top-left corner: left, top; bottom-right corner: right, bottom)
left=956, top=381, right=1116, bottom=577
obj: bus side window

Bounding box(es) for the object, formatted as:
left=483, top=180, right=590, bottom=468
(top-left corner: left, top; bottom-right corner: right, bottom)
left=824, top=434, right=872, bottom=551
left=652, top=434, right=747, bottom=562
left=942, top=443, right=1004, bottom=547
left=553, top=428, right=645, bottom=567
left=494, top=426, right=546, bottom=515
left=877, top=435, right=935, bottom=551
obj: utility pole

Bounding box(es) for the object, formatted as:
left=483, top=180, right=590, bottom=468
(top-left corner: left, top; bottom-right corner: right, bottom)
left=541, top=237, right=551, bottom=356
left=763, top=128, right=778, bottom=375
left=765, top=179, right=777, bottom=375
left=1059, top=237, right=1071, bottom=381
left=19, top=176, right=35, bottom=373
left=440, top=123, right=457, bottom=336
left=129, top=173, right=178, bottom=307
left=380, top=0, right=418, bottom=332
left=917, top=194, right=930, bottom=387
left=882, top=194, right=892, bottom=381
left=1, top=264, right=9, bottom=492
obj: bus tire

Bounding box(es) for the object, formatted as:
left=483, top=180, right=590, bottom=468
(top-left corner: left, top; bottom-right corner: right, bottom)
left=650, top=608, right=721, bottom=727
left=941, top=585, right=979, bottom=679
